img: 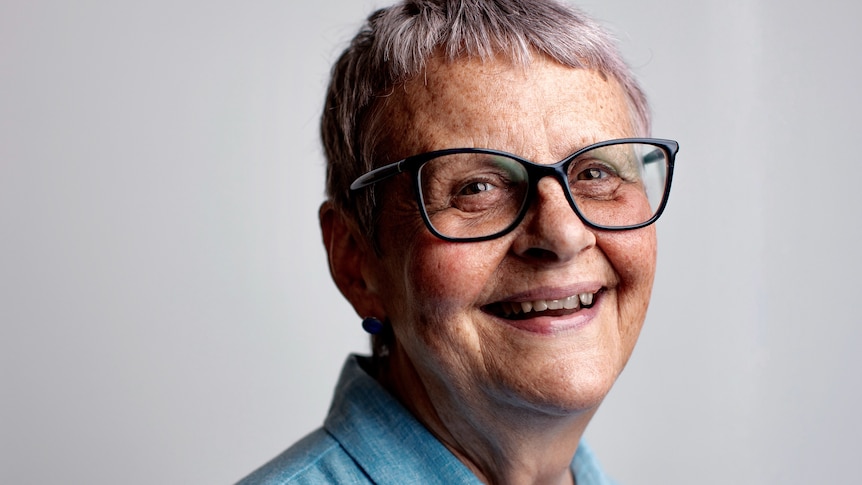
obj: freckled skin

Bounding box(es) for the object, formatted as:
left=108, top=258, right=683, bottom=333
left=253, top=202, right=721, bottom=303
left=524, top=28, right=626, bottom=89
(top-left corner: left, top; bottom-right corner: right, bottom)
left=325, top=55, right=656, bottom=485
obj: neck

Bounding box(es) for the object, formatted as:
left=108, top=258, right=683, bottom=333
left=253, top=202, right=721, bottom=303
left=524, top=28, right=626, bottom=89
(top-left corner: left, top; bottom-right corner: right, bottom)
left=375, top=347, right=597, bottom=485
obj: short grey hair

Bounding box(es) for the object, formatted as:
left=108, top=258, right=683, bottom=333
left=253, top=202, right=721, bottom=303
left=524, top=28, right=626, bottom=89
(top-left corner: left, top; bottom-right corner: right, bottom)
left=322, top=0, right=651, bottom=244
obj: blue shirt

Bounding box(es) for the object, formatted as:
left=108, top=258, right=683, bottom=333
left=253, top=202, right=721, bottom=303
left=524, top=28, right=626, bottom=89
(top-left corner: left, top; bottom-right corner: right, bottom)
left=238, top=355, right=617, bottom=484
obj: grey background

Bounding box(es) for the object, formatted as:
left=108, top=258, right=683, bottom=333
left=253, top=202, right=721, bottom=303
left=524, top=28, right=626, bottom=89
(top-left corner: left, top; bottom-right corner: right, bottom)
left=2, top=0, right=860, bottom=483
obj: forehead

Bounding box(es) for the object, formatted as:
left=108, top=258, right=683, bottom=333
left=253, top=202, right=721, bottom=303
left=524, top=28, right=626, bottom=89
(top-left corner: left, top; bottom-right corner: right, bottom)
left=382, top=56, right=634, bottom=161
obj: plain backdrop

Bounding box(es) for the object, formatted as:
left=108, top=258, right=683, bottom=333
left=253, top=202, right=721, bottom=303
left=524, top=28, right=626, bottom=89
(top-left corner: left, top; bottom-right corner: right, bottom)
left=2, top=1, right=860, bottom=484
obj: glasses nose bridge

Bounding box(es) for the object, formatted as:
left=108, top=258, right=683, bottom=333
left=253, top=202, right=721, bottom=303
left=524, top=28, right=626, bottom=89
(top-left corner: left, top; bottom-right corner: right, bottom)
left=523, top=159, right=579, bottom=218
left=525, top=160, right=572, bottom=197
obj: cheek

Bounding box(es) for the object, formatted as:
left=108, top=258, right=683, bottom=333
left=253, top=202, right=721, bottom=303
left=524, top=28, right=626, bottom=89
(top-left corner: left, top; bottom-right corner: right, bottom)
left=388, top=237, right=507, bottom=376
left=603, top=226, right=656, bottom=288
left=599, top=227, right=657, bottom=339
left=374, top=186, right=484, bottom=325
left=403, top=237, right=501, bottom=315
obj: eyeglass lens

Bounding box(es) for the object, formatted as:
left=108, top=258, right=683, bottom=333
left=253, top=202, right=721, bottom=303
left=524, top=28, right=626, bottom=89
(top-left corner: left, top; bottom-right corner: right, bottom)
left=417, top=142, right=669, bottom=239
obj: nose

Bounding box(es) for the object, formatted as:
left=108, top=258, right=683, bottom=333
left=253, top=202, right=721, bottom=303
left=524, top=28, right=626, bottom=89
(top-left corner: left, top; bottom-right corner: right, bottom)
left=510, top=176, right=596, bottom=262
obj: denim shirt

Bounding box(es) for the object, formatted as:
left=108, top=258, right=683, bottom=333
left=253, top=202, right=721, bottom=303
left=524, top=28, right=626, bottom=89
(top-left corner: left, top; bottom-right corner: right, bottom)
left=238, top=355, right=617, bottom=485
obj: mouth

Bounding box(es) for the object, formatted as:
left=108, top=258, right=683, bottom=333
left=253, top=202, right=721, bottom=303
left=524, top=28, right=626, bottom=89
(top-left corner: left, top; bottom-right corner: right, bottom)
left=484, top=290, right=601, bottom=320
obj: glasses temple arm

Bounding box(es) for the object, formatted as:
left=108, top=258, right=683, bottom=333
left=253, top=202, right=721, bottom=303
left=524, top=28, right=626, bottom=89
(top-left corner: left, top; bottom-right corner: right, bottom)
left=349, top=159, right=408, bottom=190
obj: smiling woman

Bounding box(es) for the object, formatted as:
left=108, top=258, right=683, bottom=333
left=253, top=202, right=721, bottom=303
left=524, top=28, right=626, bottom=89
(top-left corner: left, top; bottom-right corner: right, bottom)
left=238, top=1, right=677, bottom=484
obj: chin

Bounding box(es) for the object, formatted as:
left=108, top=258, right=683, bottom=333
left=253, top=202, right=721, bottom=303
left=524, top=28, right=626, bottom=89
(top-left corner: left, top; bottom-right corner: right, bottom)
left=483, top=349, right=623, bottom=417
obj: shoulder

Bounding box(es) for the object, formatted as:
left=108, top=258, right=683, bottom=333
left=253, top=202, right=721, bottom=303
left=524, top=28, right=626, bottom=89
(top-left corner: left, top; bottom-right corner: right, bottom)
left=236, top=428, right=371, bottom=485
left=236, top=355, right=482, bottom=485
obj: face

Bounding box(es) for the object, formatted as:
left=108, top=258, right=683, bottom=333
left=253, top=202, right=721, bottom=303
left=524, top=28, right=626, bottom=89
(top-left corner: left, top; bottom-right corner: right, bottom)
left=354, top=56, right=656, bottom=419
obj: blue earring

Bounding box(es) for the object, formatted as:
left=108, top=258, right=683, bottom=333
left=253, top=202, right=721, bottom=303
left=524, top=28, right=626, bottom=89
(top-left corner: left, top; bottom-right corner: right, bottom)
left=361, top=317, right=385, bottom=335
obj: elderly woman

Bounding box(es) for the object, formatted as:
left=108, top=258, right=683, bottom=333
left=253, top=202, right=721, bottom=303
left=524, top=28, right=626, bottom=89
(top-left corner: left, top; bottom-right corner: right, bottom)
left=241, top=0, right=677, bottom=483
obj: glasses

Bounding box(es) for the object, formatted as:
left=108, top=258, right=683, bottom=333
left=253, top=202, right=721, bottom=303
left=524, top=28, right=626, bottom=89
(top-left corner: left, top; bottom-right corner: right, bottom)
left=350, top=138, right=678, bottom=242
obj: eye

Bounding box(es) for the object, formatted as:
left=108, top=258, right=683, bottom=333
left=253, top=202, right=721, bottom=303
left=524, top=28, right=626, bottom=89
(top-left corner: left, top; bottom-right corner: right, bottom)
left=419, top=153, right=528, bottom=216
left=459, top=181, right=497, bottom=196
left=577, top=167, right=610, bottom=181
left=448, top=175, right=513, bottom=213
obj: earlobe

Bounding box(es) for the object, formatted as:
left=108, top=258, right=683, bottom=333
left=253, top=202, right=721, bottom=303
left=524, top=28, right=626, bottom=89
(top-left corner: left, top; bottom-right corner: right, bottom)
left=319, top=201, right=386, bottom=319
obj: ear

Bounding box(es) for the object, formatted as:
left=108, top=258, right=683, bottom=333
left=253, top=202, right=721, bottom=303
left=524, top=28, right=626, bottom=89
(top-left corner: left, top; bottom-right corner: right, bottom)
left=319, top=201, right=387, bottom=319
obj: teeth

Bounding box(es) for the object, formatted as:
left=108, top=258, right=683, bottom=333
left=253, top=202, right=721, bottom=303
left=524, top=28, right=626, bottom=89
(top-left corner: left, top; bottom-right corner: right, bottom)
left=502, top=292, right=596, bottom=316
left=563, top=295, right=579, bottom=309
left=504, top=302, right=521, bottom=315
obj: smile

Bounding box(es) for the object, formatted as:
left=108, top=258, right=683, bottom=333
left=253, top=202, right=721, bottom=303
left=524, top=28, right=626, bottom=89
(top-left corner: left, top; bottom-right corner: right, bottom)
left=486, top=291, right=599, bottom=320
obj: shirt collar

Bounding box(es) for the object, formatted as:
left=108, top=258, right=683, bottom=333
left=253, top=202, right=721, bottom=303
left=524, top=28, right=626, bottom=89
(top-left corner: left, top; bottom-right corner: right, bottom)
left=324, top=355, right=482, bottom=485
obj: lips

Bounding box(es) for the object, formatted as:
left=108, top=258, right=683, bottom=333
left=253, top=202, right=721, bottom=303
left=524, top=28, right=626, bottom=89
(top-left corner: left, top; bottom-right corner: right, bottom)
left=485, top=290, right=600, bottom=320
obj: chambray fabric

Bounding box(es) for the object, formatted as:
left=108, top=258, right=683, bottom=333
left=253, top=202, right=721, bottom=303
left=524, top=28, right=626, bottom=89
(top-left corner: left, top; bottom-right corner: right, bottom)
left=238, top=354, right=617, bottom=485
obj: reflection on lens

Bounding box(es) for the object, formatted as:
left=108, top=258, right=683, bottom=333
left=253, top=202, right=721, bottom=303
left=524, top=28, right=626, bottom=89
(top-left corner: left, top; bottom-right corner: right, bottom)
left=570, top=143, right=667, bottom=228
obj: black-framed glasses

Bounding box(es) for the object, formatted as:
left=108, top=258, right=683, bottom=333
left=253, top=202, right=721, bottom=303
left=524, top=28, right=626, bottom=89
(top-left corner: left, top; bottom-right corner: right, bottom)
left=350, top=138, right=679, bottom=242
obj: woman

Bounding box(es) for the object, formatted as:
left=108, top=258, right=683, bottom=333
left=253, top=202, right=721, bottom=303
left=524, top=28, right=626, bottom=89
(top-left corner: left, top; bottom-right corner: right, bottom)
left=241, top=0, right=677, bottom=483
